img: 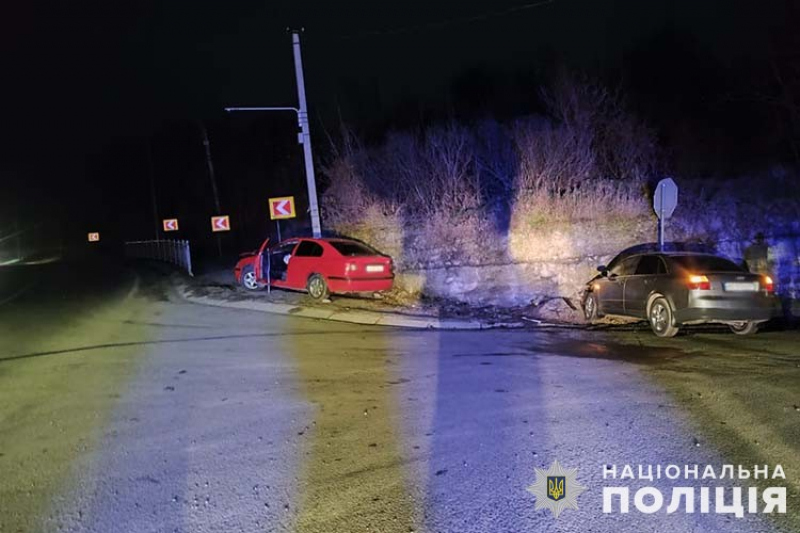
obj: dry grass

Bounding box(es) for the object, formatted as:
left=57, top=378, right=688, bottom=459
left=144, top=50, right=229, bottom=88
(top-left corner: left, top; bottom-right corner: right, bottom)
left=320, top=75, right=799, bottom=304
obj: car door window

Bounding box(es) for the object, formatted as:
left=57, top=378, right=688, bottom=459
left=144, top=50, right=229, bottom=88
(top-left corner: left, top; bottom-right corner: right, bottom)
left=274, top=242, right=297, bottom=256
left=634, top=255, right=664, bottom=276
left=611, top=256, right=640, bottom=277
left=268, top=241, right=298, bottom=280
left=294, top=241, right=324, bottom=258
left=605, top=256, right=621, bottom=273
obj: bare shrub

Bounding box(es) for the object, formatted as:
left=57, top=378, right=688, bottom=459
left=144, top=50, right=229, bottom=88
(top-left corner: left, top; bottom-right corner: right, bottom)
left=322, top=73, right=660, bottom=277
left=541, top=71, right=659, bottom=183
left=510, top=72, right=656, bottom=226
left=413, top=209, right=487, bottom=266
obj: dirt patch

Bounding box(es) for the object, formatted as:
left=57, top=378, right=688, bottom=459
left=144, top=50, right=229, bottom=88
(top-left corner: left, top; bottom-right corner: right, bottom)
left=608, top=328, right=800, bottom=532
left=178, top=270, right=569, bottom=327
left=542, top=338, right=690, bottom=364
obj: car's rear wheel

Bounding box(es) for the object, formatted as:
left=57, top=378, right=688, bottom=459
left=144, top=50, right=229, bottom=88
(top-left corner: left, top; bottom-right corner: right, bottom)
left=241, top=266, right=259, bottom=291
left=729, top=321, right=759, bottom=335
left=649, top=297, right=679, bottom=338
left=584, top=293, right=599, bottom=323
left=307, top=274, right=329, bottom=301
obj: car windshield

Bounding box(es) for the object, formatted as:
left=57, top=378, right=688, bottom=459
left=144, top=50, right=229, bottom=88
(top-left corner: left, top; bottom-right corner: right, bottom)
left=329, top=241, right=378, bottom=256
left=669, top=255, right=744, bottom=273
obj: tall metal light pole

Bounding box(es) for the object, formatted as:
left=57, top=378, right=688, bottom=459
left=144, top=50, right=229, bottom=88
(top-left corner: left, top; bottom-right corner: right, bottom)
left=291, top=31, right=322, bottom=238
left=225, top=30, right=322, bottom=238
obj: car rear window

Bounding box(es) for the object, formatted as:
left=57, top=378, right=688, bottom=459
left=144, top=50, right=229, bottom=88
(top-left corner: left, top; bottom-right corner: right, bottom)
left=328, top=241, right=378, bottom=256
left=669, top=255, right=744, bottom=273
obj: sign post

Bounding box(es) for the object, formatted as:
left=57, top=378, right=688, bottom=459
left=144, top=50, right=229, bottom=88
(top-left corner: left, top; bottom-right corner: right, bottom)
left=653, top=178, right=678, bottom=251
left=269, top=196, right=296, bottom=242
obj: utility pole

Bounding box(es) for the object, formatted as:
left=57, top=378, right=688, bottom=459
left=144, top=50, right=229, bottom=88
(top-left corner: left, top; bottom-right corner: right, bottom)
left=199, top=120, right=223, bottom=256
left=224, top=30, right=322, bottom=238
left=146, top=140, right=160, bottom=241
left=291, top=30, right=322, bottom=238
left=14, top=217, right=21, bottom=260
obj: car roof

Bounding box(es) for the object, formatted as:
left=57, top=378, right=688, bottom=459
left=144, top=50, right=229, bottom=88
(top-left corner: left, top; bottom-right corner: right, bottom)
left=639, top=251, right=721, bottom=257
left=282, top=237, right=360, bottom=242
left=276, top=237, right=357, bottom=243
left=611, top=251, right=738, bottom=268
left=614, top=242, right=718, bottom=256
left=655, top=252, right=735, bottom=259
left=274, top=237, right=376, bottom=250
left=620, top=251, right=721, bottom=258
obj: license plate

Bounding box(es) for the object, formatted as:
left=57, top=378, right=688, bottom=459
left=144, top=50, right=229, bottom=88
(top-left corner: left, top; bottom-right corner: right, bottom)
left=724, top=282, right=758, bottom=292
left=366, top=264, right=385, bottom=273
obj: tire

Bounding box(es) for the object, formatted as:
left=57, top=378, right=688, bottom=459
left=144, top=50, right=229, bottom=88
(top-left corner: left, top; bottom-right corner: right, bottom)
left=584, top=293, right=599, bottom=323
left=307, top=274, right=329, bottom=301
left=648, top=297, right=679, bottom=338
left=241, top=266, right=259, bottom=291
left=729, top=321, right=759, bottom=335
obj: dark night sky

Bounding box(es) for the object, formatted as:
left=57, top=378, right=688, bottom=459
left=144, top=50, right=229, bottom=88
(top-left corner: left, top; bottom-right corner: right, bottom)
left=0, top=0, right=793, bottom=247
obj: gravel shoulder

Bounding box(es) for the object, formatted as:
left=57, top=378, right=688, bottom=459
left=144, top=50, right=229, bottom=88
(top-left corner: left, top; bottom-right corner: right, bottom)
left=182, top=267, right=568, bottom=328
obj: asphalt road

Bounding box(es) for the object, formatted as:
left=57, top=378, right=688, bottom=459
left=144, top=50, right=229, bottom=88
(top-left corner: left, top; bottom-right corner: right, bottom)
left=0, top=260, right=797, bottom=532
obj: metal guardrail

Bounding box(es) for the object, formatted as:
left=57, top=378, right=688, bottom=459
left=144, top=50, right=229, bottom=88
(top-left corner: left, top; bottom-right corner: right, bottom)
left=124, top=239, right=193, bottom=276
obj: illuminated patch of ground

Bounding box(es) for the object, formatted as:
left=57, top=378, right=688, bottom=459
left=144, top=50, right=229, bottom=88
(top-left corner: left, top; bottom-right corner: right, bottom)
left=0, top=266, right=151, bottom=533
left=284, top=325, right=419, bottom=533
left=610, top=326, right=800, bottom=531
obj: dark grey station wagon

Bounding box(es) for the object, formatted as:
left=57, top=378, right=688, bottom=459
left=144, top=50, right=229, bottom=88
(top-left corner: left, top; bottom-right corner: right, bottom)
left=581, top=251, right=778, bottom=337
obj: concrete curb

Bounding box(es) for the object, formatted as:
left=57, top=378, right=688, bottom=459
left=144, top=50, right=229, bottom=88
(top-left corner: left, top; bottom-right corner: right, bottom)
left=177, top=285, right=522, bottom=330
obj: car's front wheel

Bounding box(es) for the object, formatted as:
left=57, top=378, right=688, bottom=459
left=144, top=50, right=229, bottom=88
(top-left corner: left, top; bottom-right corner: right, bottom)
left=241, top=266, right=260, bottom=291
left=649, top=297, right=679, bottom=338
left=307, top=274, right=330, bottom=301
left=729, top=321, right=759, bottom=335
left=584, top=293, right=599, bottom=323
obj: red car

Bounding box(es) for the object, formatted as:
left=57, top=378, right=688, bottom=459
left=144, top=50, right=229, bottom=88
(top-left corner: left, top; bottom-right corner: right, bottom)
left=234, top=237, right=394, bottom=300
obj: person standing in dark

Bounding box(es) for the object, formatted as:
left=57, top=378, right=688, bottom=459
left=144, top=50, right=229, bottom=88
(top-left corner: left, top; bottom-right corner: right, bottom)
left=744, top=233, right=771, bottom=276
left=745, top=233, right=796, bottom=326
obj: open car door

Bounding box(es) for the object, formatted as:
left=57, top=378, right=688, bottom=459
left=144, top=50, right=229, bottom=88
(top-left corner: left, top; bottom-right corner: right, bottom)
left=253, top=238, right=270, bottom=282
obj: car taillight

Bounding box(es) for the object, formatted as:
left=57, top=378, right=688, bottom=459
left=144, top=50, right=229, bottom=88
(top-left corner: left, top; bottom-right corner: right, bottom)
left=687, top=274, right=711, bottom=290
left=345, top=262, right=358, bottom=273
left=762, top=275, right=774, bottom=293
